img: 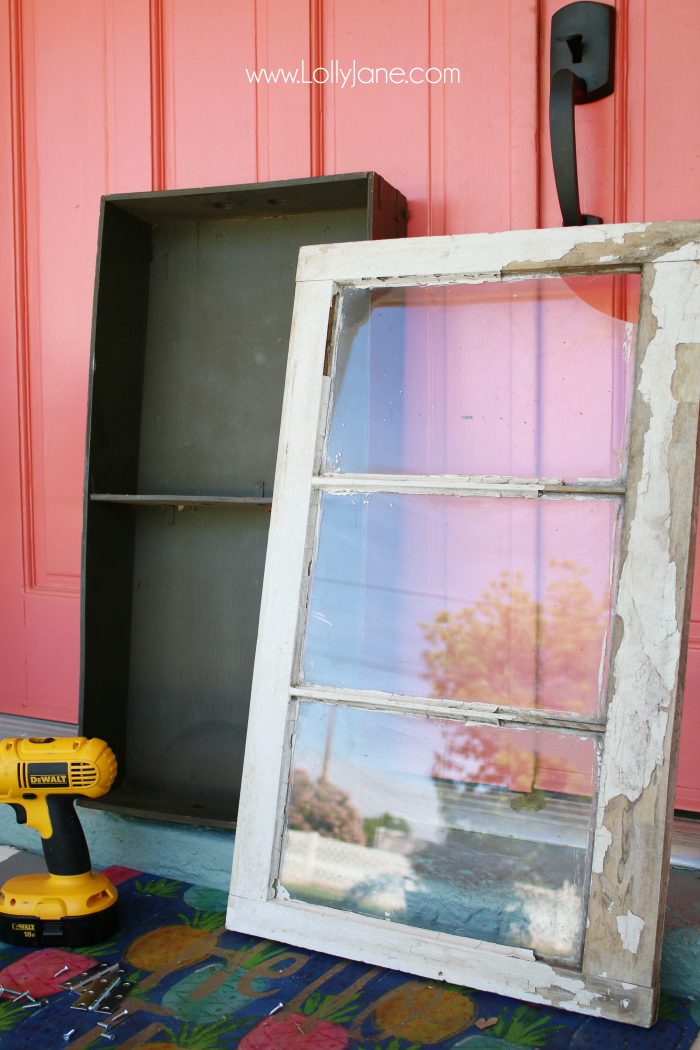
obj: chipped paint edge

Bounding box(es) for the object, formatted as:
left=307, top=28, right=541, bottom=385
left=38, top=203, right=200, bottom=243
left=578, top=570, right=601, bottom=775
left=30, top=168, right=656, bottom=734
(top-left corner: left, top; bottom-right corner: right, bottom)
left=226, top=895, right=656, bottom=1026
left=297, top=220, right=700, bottom=284
left=584, top=258, right=700, bottom=987
left=617, top=912, right=646, bottom=954
left=592, top=264, right=687, bottom=850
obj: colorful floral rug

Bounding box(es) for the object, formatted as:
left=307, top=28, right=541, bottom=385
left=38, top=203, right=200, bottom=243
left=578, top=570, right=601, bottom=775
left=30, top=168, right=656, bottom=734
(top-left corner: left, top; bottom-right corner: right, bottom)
left=0, top=867, right=696, bottom=1049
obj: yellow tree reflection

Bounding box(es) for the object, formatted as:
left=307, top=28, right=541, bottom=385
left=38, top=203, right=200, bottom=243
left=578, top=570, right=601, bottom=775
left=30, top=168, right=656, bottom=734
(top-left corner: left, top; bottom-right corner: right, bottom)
left=422, top=561, right=609, bottom=795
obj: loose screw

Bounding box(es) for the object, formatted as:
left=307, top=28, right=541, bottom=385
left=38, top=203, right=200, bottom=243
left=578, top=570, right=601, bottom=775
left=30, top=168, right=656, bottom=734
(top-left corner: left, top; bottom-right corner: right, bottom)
left=269, top=1002, right=284, bottom=1016
left=109, top=1007, right=129, bottom=1022
left=53, top=965, right=69, bottom=978
left=63, top=1031, right=75, bottom=1044
left=98, top=1007, right=129, bottom=1030
left=100, top=1034, right=116, bottom=1043
left=12, top=990, right=33, bottom=1003
left=22, top=999, right=47, bottom=1010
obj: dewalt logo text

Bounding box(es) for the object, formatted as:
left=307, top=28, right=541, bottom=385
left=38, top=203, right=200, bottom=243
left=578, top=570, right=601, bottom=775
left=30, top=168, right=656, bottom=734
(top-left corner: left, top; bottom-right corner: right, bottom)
left=28, top=774, right=69, bottom=786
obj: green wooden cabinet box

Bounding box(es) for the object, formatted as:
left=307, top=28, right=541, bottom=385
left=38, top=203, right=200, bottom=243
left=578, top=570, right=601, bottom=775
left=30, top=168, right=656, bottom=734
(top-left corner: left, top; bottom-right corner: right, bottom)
left=80, top=173, right=407, bottom=825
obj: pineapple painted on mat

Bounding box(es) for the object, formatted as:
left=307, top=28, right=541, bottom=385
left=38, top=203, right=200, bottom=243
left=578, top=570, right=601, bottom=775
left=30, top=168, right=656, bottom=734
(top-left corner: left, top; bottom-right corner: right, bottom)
left=370, top=981, right=477, bottom=1044
left=127, top=911, right=225, bottom=976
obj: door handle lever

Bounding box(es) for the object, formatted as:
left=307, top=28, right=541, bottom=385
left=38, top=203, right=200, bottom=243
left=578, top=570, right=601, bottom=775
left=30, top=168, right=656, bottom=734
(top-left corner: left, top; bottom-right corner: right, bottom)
left=550, top=67, right=597, bottom=226
left=549, top=2, right=616, bottom=227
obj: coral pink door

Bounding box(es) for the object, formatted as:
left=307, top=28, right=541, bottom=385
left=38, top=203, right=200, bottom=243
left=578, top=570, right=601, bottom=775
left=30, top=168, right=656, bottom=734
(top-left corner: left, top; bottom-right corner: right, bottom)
left=1, top=0, right=699, bottom=809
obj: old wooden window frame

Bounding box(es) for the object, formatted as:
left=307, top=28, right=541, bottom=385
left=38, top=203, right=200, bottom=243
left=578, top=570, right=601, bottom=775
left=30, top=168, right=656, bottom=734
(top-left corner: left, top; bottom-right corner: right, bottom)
left=226, top=221, right=700, bottom=1027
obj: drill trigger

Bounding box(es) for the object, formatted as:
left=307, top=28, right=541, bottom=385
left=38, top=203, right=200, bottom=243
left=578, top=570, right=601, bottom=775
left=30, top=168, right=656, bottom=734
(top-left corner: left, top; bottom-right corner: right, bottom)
left=9, top=804, right=27, bottom=826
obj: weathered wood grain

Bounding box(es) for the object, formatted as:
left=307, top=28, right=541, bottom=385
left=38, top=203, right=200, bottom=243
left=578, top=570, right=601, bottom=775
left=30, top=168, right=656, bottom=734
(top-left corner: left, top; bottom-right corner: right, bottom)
left=583, top=260, right=700, bottom=986
left=297, top=221, right=700, bottom=284
left=227, top=897, right=656, bottom=1027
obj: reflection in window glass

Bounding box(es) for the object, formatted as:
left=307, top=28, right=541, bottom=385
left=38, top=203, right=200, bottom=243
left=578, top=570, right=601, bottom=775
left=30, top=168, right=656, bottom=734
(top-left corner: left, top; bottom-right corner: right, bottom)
left=302, top=493, right=621, bottom=717
left=325, top=275, right=640, bottom=480
left=280, top=703, right=598, bottom=965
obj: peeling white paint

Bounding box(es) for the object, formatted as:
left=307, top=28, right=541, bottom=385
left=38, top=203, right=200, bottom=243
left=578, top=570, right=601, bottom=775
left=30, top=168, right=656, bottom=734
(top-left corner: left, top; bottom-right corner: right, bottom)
left=554, top=987, right=604, bottom=1013
left=558, top=999, right=603, bottom=1015
left=297, top=222, right=661, bottom=284
left=657, top=243, right=700, bottom=264
left=616, top=911, right=645, bottom=954
left=592, top=825, right=613, bottom=875
left=592, top=263, right=700, bottom=875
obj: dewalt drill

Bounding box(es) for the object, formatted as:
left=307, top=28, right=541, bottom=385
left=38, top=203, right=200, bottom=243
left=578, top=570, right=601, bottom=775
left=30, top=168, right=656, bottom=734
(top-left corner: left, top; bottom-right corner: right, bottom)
left=0, top=737, right=119, bottom=947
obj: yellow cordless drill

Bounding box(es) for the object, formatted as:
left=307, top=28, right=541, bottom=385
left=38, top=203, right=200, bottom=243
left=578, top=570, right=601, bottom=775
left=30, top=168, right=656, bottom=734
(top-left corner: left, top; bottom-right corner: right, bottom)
left=0, top=737, right=119, bottom=947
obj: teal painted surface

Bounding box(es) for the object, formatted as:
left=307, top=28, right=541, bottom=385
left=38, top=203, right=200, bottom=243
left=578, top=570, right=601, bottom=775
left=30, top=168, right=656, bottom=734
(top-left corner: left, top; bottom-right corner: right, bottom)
left=0, top=805, right=234, bottom=892
left=662, top=868, right=700, bottom=1001
left=0, top=804, right=699, bottom=1004
left=662, top=928, right=700, bottom=1000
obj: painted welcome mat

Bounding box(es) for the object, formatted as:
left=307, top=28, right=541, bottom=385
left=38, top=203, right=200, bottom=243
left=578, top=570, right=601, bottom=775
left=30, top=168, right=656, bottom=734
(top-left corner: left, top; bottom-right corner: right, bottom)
left=0, top=868, right=696, bottom=1049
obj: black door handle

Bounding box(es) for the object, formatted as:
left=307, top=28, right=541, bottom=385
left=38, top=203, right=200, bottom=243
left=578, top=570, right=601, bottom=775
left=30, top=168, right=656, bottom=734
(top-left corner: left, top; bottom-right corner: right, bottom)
left=549, top=2, right=616, bottom=227
left=550, top=68, right=598, bottom=226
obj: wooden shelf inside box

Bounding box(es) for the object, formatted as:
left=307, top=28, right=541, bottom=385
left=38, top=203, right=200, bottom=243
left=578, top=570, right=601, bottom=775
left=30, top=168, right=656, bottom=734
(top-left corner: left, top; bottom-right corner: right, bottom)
left=81, top=786, right=239, bottom=829
left=90, top=494, right=273, bottom=507
left=80, top=173, right=406, bottom=826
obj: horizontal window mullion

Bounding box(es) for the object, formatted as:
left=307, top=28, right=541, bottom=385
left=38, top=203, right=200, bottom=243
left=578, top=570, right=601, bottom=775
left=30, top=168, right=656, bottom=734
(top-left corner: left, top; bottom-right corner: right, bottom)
left=311, top=474, right=625, bottom=498
left=290, top=685, right=606, bottom=736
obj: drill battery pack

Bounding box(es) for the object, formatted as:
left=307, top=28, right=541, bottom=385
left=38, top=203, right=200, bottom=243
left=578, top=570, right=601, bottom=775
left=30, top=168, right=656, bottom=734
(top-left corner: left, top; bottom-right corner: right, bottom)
left=0, top=871, right=119, bottom=948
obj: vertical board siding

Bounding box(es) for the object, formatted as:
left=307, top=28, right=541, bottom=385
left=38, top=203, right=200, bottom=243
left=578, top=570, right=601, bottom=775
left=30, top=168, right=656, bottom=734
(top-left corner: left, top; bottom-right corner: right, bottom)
left=22, top=0, right=120, bottom=585
left=321, top=0, right=540, bottom=236
left=439, top=0, right=540, bottom=234
left=322, top=0, right=433, bottom=233
left=1, top=0, right=699, bottom=813
left=162, top=0, right=258, bottom=187
left=0, top=1, right=27, bottom=705
left=631, top=0, right=700, bottom=223
left=1, top=0, right=152, bottom=719
left=254, top=0, right=316, bottom=181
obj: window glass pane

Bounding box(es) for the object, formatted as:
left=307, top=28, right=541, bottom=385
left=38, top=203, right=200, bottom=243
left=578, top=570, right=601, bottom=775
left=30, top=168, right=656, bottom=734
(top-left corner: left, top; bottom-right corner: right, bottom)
left=325, top=275, right=640, bottom=480
left=302, top=492, right=621, bottom=717
left=280, top=703, right=598, bottom=965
